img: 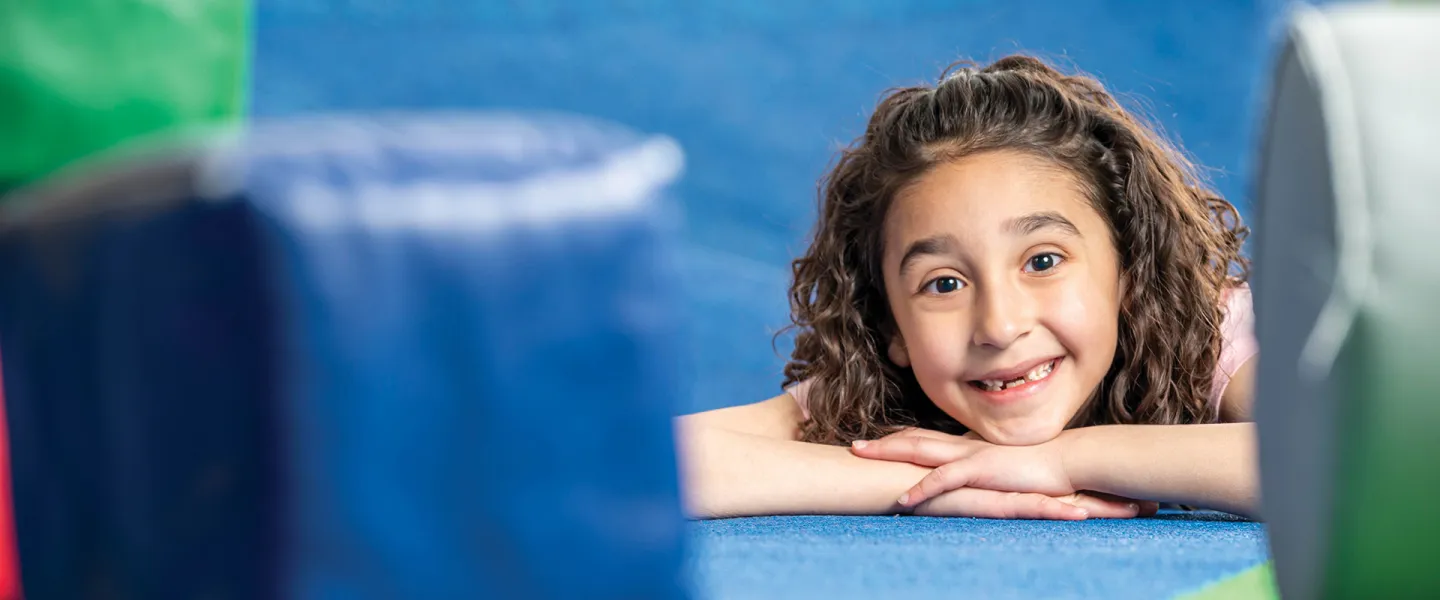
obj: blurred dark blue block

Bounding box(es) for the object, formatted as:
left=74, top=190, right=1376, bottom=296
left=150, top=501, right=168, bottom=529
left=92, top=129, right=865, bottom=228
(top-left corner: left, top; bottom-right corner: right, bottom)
left=0, top=114, right=690, bottom=599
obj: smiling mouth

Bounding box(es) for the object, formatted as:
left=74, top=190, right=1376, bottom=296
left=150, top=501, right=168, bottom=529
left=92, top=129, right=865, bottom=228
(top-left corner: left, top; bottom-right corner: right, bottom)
left=968, top=358, right=1059, bottom=392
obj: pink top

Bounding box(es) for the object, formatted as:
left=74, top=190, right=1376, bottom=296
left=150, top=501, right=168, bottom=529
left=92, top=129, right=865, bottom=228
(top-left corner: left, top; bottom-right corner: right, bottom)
left=787, top=285, right=1258, bottom=421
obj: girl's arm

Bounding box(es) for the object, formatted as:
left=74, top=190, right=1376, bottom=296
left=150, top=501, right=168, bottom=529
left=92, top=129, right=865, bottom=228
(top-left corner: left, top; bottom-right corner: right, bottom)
left=1061, top=423, right=1260, bottom=517
left=858, top=356, right=1263, bottom=516
left=1070, top=357, right=1261, bottom=514
left=677, top=420, right=924, bottom=517
left=853, top=422, right=1260, bottom=518
left=679, top=395, right=924, bottom=517
left=677, top=396, right=1141, bottom=520
left=678, top=394, right=804, bottom=440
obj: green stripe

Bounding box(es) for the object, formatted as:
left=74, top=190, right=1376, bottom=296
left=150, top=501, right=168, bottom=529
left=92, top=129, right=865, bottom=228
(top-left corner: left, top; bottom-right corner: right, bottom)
left=1175, top=563, right=1278, bottom=600
left=0, top=0, right=251, bottom=187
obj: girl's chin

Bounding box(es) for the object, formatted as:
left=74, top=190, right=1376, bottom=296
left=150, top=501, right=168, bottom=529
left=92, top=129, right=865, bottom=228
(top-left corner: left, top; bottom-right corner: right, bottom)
left=966, top=420, right=1068, bottom=446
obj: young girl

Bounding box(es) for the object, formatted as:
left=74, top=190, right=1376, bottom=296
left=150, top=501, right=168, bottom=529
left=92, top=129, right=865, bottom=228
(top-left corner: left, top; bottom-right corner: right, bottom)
left=678, top=55, right=1259, bottom=520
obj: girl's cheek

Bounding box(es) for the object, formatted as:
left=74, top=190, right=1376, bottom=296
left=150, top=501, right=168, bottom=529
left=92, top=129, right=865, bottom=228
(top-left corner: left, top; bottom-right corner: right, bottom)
left=915, top=334, right=968, bottom=378
left=1043, top=283, right=1119, bottom=358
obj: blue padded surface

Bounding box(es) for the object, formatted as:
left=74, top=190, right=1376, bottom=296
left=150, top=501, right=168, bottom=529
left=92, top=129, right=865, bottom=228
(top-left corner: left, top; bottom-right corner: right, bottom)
left=240, top=115, right=690, bottom=599
left=249, top=0, right=1317, bottom=414
left=689, top=512, right=1268, bottom=599
left=0, top=194, right=280, bottom=600
left=0, top=113, right=689, bottom=599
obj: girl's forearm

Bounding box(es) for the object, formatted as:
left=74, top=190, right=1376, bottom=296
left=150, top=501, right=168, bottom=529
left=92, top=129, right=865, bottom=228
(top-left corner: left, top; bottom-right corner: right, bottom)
left=676, top=423, right=924, bottom=518
left=1062, top=423, right=1260, bottom=517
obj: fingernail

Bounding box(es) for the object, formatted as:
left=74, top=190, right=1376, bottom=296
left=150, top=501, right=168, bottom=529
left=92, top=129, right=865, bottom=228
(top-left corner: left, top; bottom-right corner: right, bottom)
left=1079, top=509, right=1090, bottom=519
left=898, top=493, right=910, bottom=505
left=1127, top=503, right=1139, bottom=512
left=852, top=440, right=868, bottom=449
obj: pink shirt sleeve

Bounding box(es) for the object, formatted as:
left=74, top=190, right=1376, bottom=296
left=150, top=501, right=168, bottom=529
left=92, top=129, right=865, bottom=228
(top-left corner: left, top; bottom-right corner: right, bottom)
left=1210, top=284, right=1259, bottom=414
left=785, top=379, right=815, bottom=420
left=785, top=285, right=1259, bottom=422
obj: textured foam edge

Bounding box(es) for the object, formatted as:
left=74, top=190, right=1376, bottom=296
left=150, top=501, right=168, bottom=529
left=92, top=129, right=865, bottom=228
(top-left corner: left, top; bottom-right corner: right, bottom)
left=194, top=113, right=687, bottom=233
left=209, top=111, right=652, bottom=160
left=270, top=136, right=684, bottom=233
left=0, top=113, right=687, bottom=237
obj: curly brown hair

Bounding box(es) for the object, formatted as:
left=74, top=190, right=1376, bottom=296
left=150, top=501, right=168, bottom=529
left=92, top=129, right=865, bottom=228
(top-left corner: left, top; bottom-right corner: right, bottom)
left=781, top=55, right=1250, bottom=445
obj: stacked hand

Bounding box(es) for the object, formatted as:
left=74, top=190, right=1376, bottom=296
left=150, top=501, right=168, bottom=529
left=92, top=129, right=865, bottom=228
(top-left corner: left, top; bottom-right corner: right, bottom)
left=850, top=428, right=1158, bottom=520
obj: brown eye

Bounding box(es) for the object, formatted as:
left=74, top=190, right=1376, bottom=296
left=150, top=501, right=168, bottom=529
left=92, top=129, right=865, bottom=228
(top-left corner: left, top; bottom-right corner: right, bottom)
left=923, top=276, right=964, bottom=294
left=1025, top=253, right=1063, bottom=273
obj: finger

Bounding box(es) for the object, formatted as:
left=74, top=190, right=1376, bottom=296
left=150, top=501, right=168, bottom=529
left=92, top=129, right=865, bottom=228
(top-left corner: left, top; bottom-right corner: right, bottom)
left=1007, top=492, right=1091, bottom=521
left=899, top=459, right=978, bottom=507
left=879, top=427, right=922, bottom=440
left=1062, top=493, right=1141, bottom=519
left=917, top=489, right=1088, bottom=521
left=880, top=427, right=958, bottom=442
left=963, top=431, right=985, bottom=441
left=1069, top=491, right=1160, bottom=519
left=851, top=436, right=982, bottom=467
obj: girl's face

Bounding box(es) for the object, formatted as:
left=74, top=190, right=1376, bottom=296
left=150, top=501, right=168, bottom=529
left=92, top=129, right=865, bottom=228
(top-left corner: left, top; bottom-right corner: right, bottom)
left=881, top=150, right=1123, bottom=446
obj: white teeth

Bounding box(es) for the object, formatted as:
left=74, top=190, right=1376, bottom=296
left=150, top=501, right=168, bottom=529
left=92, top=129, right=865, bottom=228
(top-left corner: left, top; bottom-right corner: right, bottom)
left=977, top=360, right=1055, bottom=392
left=1026, top=361, right=1054, bottom=381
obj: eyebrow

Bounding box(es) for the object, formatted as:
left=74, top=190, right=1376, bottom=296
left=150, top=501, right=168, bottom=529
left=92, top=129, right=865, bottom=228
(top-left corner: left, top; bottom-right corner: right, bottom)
left=897, top=234, right=958, bottom=277
left=1003, top=211, right=1082, bottom=238
left=895, top=211, right=1082, bottom=277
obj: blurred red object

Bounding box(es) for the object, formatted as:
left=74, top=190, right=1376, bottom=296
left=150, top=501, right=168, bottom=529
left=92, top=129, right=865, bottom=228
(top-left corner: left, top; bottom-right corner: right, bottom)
left=0, top=354, right=19, bottom=600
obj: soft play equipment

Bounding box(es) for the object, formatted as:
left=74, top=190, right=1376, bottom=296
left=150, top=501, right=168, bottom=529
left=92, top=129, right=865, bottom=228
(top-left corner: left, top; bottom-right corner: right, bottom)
left=1, top=1, right=1363, bottom=599
left=0, top=0, right=248, bottom=190
left=0, top=114, right=689, bottom=599
left=1252, top=3, right=1440, bottom=599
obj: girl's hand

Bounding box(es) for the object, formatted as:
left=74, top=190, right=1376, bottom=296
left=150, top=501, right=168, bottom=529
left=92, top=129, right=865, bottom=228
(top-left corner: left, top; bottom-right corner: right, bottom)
left=852, top=430, right=1157, bottom=515
left=878, top=426, right=984, bottom=442
left=910, top=487, right=1145, bottom=519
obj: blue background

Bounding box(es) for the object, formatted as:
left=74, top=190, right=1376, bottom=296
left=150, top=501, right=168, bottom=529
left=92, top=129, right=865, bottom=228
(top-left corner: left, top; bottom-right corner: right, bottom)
left=250, top=0, right=1308, bottom=414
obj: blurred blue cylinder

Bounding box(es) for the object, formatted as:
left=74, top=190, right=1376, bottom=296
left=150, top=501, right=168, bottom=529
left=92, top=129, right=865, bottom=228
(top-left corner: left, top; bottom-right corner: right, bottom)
left=0, top=113, right=689, bottom=599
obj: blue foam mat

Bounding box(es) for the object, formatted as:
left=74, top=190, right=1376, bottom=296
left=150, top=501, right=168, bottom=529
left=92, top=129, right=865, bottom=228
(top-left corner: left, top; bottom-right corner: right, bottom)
left=689, top=511, right=1267, bottom=599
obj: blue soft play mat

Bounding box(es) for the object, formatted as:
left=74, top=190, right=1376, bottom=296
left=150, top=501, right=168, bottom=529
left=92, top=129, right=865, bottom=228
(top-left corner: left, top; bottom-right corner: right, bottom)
left=690, top=512, right=1267, bottom=599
